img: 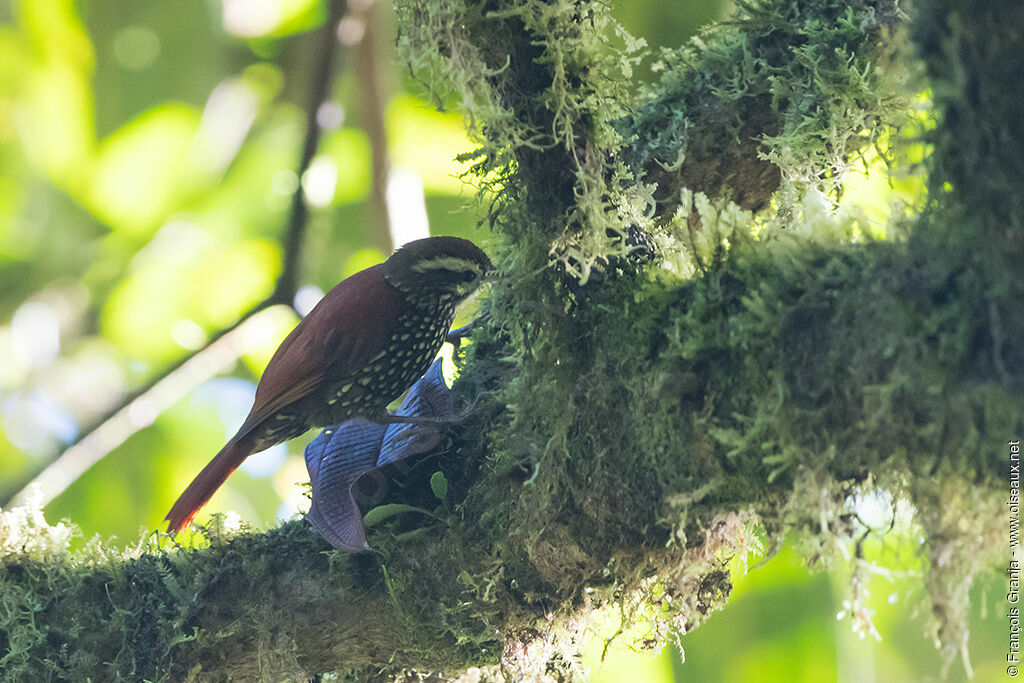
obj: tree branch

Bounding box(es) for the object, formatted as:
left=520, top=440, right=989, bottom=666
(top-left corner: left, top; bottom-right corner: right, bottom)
left=2, top=232, right=1014, bottom=679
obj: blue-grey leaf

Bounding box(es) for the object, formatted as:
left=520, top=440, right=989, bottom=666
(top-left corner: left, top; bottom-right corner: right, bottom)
left=304, top=418, right=385, bottom=551
left=303, top=358, right=454, bottom=552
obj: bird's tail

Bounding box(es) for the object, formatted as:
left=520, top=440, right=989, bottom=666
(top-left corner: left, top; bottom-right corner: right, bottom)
left=165, top=439, right=251, bottom=535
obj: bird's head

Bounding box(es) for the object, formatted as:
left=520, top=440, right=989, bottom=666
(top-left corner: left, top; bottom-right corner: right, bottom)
left=382, top=236, right=492, bottom=301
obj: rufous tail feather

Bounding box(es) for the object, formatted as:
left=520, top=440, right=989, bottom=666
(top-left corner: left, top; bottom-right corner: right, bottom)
left=165, top=440, right=251, bottom=535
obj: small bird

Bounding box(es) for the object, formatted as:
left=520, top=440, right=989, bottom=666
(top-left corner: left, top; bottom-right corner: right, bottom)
left=165, top=236, right=491, bottom=534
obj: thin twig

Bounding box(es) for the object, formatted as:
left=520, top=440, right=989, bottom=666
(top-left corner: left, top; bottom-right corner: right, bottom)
left=275, top=0, right=349, bottom=300
left=1, top=298, right=273, bottom=506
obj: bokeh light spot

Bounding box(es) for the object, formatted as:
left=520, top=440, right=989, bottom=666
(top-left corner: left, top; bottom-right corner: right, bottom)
left=112, top=26, right=160, bottom=71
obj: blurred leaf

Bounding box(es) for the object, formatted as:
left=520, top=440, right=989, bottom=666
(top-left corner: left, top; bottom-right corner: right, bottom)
left=99, top=232, right=280, bottom=363
left=320, top=127, right=372, bottom=205
left=239, top=305, right=299, bottom=376
left=0, top=174, right=27, bottom=262
left=189, top=104, right=304, bottom=241
left=20, top=60, right=95, bottom=189
left=0, top=430, right=28, bottom=492
left=614, top=0, right=730, bottom=55
left=16, top=0, right=93, bottom=68
left=342, top=248, right=387, bottom=278
left=87, top=103, right=203, bottom=236
left=387, top=94, right=475, bottom=195
left=0, top=27, right=30, bottom=128
left=100, top=259, right=196, bottom=362
left=193, top=238, right=281, bottom=325
left=239, top=62, right=285, bottom=103
left=222, top=0, right=324, bottom=39
left=841, top=127, right=928, bottom=235
left=579, top=606, right=676, bottom=683
left=10, top=0, right=95, bottom=188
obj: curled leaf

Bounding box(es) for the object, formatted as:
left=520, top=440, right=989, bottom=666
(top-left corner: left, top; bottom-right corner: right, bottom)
left=303, top=358, right=455, bottom=551
left=363, top=503, right=434, bottom=527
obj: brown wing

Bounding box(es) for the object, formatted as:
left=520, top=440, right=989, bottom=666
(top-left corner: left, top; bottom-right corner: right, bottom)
left=233, top=264, right=404, bottom=440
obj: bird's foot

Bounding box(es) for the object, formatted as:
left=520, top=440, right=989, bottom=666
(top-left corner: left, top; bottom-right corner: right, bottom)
left=381, top=392, right=482, bottom=427
left=380, top=413, right=452, bottom=427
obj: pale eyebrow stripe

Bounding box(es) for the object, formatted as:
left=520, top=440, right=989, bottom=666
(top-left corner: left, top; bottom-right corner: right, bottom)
left=409, top=256, right=482, bottom=274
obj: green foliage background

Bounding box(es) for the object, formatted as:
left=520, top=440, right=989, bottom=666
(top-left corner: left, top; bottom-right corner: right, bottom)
left=0, top=0, right=1006, bottom=679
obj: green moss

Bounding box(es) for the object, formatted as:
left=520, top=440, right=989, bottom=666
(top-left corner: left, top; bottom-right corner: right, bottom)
left=457, top=183, right=1017, bottom=667
left=393, top=0, right=1010, bottom=673
left=621, top=0, right=911, bottom=220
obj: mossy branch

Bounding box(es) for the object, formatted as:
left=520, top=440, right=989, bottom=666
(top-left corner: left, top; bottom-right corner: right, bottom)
left=2, top=222, right=1016, bottom=679
left=4, top=0, right=1023, bottom=680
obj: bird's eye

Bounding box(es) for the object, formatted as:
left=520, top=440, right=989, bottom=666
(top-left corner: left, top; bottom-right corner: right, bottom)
left=441, top=269, right=476, bottom=285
